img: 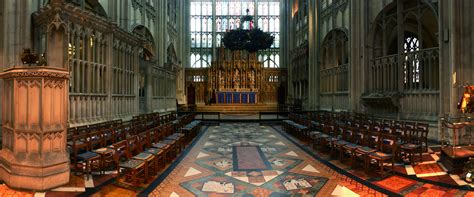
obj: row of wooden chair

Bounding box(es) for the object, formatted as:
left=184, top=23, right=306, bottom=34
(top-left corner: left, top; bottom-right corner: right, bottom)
left=113, top=123, right=186, bottom=186
left=283, top=112, right=431, bottom=176
left=312, top=124, right=400, bottom=176
left=67, top=112, right=194, bottom=184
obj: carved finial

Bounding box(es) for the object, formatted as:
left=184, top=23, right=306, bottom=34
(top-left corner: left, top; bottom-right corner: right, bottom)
left=48, top=13, right=67, bottom=32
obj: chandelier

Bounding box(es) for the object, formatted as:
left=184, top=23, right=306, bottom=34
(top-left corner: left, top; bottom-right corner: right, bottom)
left=222, top=9, right=274, bottom=52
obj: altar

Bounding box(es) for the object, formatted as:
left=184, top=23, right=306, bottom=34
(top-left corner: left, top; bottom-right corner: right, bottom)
left=185, top=47, right=286, bottom=109
left=216, top=92, right=257, bottom=104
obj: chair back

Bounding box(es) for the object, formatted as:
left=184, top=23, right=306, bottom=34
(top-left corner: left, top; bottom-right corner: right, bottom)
left=322, top=125, right=333, bottom=136
left=393, top=121, right=404, bottom=129
left=71, top=132, right=90, bottom=154
left=139, top=130, right=152, bottom=149
left=89, top=130, right=104, bottom=150
left=352, top=128, right=365, bottom=145
left=379, top=133, right=398, bottom=154
left=112, top=140, right=130, bottom=162
left=366, top=130, right=380, bottom=149
left=381, top=125, right=392, bottom=134
left=405, top=121, right=415, bottom=129
left=406, top=128, right=423, bottom=145
left=127, top=135, right=142, bottom=155
left=341, top=127, right=354, bottom=142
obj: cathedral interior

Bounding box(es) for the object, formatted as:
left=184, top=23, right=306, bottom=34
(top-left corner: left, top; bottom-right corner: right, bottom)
left=0, top=0, right=474, bottom=196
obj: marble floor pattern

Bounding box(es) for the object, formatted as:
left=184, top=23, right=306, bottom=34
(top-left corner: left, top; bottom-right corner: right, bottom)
left=150, top=123, right=381, bottom=196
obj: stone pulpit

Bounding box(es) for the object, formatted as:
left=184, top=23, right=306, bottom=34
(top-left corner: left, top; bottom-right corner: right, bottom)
left=0, top=66, right=70, bottom=190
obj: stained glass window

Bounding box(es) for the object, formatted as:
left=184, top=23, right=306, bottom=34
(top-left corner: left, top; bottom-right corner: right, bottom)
left=404, top=34, right=420, bottom=84
left=190, top=0, right=280, bottom=68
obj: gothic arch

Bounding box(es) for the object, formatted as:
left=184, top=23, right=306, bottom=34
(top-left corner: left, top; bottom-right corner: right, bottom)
left=365, top=0, right=440, bottom=116
left=319, top=28, right=349, bottom=93
left=319, top=28, right=349, bottom=69
left=132, top=25, right=155, bottom=60
left=368, top=0, right=438, bottom=58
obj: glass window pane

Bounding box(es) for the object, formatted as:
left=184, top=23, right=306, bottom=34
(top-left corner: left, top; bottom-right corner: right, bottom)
left=190, top=0, right=280, bottom=68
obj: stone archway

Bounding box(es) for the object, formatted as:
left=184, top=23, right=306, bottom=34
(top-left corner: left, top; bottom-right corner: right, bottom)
left=132, top=25, right=156, bottom=113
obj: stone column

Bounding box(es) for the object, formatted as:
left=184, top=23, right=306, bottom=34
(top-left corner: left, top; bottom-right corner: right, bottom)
left=0, top=66, right=70, bottom=191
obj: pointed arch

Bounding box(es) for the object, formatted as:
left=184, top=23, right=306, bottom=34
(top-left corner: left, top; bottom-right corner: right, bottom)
left=132, top=25, right=155, bottom=59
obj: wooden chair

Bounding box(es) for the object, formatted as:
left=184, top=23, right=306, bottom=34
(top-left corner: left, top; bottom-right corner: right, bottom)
left=68, top=133, right=90, bottom=171
left=309, top=121, right=323, bottom=149
left=416, top=123, right=429, bottom=152
left=405, top=121, right=416, bottom=129
left=141, top=130, right=165, bottom=175
left=400, top=128, right=424, bottom=164
left=68, top=132, right=101, bottom=178
left=103, top=127, right=116, bottom=146
left=318, top=125, right=334, bottom=152
left=381, top=125, right=393, bottom=134
left=89, top=130, right=104, bottom=150
left=342, top=128, right=363, bottom=165
left=328, top=125, right=344, bottom=157
left=354, top=130, right=378, bottom=173
left=127, top=135, right=143, bottom=156
left=367, top=133, right=398, bottom=176
left=113, top=140, right=147, bottom=187
left=151, top=126, right=172, bottom=165
left=393, top=121, right=404, bottom=129
left=333, top=126, right=351, bottom=161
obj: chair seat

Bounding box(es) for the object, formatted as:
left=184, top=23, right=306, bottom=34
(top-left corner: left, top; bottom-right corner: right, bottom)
left=166, top=135, right=182, bottom=140
left=334, top=140, right=348, bottom=146
left=320, top=134, right=330, bottom=138
left=173, top=133, right=185, bottom=137
left=77, top=151, right=100, bottom=161
left=119, top=159, right=145, bottom=169
left=310, top=131, right=321, bottom=138
left=401, top=143, right=421, bottom=150
left=356, top=146, right=376, bottom=153
left=152, top=142, right=170, bottom=149
left=67, top=140, right=85, bottom=146
left=369, top=151, right=393, bottom=159
left=161, top=139, right=176, bottom=145
left=344, top=143, right=361, bottom=149
left=329, top=137, right=339, bottom=142
left=133, top=152, right=154, bottom=162
left=93, top=147, right=114, bottom=155
left=146, top=148, right=164, bottom=155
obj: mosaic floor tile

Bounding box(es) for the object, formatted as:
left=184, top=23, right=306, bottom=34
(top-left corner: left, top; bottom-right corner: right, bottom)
left=373, top=175, right=417, bottom=193
left=150, top=123, right=381, bottom=196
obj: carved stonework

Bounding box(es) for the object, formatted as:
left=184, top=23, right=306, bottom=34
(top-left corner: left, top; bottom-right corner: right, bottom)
left=48, top=13, right=67, bottom=33
left=3, top=70, right=70, bottom=79
left=0, top=66, right=70, bottom=190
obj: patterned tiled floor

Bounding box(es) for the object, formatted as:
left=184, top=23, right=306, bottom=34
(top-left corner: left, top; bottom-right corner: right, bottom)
left=2, top=122, right=474, bottom=196
left=149, top=123, right=381, bottom=196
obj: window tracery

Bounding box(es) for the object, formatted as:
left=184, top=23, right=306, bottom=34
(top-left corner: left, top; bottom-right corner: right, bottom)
left=190, top=0, right=280, bottom=68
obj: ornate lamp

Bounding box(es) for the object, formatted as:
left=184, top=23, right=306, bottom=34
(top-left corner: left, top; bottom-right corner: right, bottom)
left=222, top=8, right=274, bottom=53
